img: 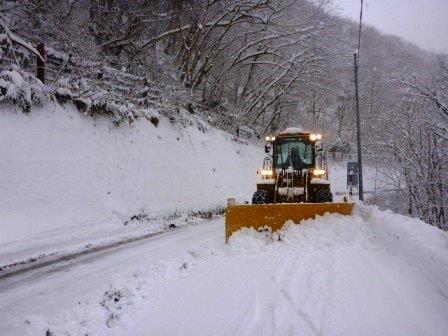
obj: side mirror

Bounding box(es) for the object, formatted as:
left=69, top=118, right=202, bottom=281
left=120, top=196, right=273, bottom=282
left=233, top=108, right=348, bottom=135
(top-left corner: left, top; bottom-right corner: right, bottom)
left=265, top=144, right=271, bottom=153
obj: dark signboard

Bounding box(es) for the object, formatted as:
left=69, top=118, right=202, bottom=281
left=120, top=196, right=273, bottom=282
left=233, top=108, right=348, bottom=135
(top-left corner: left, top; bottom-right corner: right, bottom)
left=347, top=162, right=359, bottom=187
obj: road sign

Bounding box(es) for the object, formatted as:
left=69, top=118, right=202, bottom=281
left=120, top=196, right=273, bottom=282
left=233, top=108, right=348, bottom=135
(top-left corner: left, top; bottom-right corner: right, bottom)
left=347, top=161, right=359, bottom=187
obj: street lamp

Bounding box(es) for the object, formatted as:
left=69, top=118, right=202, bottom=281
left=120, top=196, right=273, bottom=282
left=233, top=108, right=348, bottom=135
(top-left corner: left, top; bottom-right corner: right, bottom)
left=354, top=0, right=364, bottom=201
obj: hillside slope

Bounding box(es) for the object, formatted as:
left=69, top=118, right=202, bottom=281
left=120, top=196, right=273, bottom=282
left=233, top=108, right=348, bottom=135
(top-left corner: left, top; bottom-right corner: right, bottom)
left=0, top=104, right=261, bottom=262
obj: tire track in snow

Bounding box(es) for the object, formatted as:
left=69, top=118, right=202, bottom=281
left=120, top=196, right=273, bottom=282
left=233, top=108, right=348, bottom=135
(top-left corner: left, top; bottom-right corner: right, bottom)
left=258, top=258, right=320, bottom=336
left=268, top=250, right=336, bottom=335
left=0, top=227, right=181, bottom=281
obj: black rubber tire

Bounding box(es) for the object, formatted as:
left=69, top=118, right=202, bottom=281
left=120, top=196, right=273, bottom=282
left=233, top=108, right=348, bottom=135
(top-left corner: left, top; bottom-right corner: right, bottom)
left=314, top=189, right=333, bottom=203
left=252, top=190, right=272, bottom=204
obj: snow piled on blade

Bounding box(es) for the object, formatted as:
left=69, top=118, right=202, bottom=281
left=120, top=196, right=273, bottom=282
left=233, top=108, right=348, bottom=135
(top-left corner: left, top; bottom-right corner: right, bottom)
left=4, top=207, right=446, bottom=336
left=229, top=212, right=370, bottom=249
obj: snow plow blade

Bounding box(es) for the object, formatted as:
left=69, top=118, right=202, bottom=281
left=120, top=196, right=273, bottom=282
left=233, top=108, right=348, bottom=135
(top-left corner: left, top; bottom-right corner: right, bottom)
left=225, top=202, right=355, bottom=242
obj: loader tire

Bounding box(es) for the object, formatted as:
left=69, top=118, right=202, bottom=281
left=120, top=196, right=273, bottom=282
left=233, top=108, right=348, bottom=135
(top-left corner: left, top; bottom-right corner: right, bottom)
left=314, top=189, right=333, bottom=203
left=252, top=190, right=271, bottom=204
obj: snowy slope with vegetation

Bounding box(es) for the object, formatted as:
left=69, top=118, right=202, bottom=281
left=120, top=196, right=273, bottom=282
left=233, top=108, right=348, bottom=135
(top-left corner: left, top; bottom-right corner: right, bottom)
left=0, top=103, right=261, bottom=263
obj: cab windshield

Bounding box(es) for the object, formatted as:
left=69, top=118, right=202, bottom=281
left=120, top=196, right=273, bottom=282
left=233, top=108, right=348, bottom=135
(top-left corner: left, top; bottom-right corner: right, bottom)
left=274, top=139, right=315, bottom=169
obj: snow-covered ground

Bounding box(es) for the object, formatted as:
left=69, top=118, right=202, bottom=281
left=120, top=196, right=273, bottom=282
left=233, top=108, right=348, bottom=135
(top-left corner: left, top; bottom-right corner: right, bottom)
left=0, top=104, right=261, bottom=265
left=1, top=206, right=447, bottom=336
left=2, top=104, right=447, bottom=336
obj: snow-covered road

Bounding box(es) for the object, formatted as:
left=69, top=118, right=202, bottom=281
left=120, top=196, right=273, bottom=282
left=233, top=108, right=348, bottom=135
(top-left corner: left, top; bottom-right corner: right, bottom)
left=1, top=206, right=447, bottom=336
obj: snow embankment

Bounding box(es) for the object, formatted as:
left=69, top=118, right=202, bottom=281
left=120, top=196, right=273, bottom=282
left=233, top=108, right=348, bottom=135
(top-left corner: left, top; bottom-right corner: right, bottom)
left=2, top=206, right=446, bottom=336
left=0, top=104, right=261, bottom=263
left=142, top=207, right=447, bottom=336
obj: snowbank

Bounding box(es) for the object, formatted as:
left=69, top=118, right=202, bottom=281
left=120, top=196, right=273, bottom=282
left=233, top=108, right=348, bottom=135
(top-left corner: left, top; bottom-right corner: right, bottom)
left=122, top=209, right=448, bottom=336
left=0, top=104, right=261, bottom=258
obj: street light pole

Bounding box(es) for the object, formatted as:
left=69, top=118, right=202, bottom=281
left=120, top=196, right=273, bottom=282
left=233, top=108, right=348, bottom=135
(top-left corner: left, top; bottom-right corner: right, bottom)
left=354, top=51, right=363, bottom=201
left=354, top=0, right=364, bottom=201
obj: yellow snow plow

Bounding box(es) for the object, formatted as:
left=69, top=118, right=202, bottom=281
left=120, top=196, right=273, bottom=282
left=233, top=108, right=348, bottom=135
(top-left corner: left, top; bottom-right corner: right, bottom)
left=225, top=202, right=354, bottom=241
left=225, top=128, right=355, bottom=242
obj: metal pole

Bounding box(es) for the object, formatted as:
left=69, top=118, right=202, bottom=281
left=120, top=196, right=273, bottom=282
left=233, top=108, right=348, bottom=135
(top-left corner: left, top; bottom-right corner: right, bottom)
left=357, top=0, right=364, bottom=56
left=354, top=0, right=364, bottom=201
left=354, top=51, right=364, bottom=201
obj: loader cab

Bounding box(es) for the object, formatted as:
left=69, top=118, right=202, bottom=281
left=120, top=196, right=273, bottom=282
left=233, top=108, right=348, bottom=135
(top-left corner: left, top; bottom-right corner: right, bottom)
left=255, top=128, right=330, bottom=204
left=273, top=136, right=316, bottom=170
left=267, top=129, right=321, bottom=170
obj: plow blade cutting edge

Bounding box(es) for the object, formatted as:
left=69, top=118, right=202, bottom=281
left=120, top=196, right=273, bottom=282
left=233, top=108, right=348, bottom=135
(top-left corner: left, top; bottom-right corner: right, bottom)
left=225, top=202, right=355, bottom=242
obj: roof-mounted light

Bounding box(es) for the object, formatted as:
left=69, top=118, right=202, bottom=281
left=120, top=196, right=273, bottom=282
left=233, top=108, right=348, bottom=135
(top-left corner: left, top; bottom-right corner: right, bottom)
left=310, top=134, right=322, bottom=141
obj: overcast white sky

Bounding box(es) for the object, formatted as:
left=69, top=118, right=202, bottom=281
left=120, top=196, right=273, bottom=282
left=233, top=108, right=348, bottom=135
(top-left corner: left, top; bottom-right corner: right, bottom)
left=333, top=0, right=448, bottom=54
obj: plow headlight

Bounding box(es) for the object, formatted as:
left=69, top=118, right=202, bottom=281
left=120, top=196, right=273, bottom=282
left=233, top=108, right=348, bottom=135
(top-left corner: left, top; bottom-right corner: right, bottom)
left=265, top=136, right=276, bottom=141
left=313, top=169, right=326, bottom=176
left=310, top=134, right=322, bottom=141
left=261, top=169, right=274, bottom=176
